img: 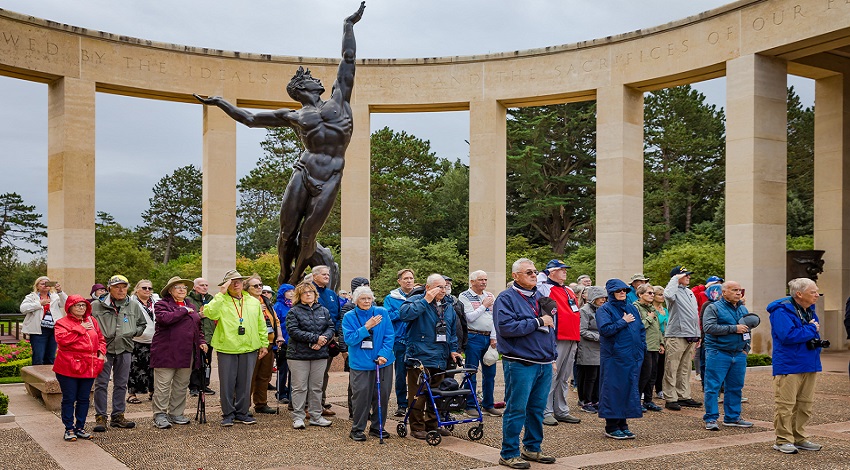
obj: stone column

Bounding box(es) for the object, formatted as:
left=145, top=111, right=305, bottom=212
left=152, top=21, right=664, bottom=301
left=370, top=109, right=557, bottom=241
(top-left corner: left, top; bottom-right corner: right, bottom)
left=725, top=54, right=787, bottom=354
left=814, top=71, right=850, bottom=348
left=201, top=101, right=237, bottom=284
left=469, top=100, right=507, bottom=288
left=595, top=85, right=644, bottom=284
left=47, top=77, right=96, bottom=296
left=341, top=103, right=371, bottom=289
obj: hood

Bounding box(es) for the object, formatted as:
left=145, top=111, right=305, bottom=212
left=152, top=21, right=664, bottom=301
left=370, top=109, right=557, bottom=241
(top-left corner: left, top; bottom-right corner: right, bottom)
left=585, top=286, right=607, bottom=304
left=693, top=284, right=706, bottom=294
left=64, top=294, right=92, bottom=317
left=277, top=284, right=295, bottom=297
left=605, top=279, right=629, bottom=301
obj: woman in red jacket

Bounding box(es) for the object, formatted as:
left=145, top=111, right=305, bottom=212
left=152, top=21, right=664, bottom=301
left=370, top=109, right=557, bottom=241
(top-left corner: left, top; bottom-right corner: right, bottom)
left=53, top=295, right=107, bottom=441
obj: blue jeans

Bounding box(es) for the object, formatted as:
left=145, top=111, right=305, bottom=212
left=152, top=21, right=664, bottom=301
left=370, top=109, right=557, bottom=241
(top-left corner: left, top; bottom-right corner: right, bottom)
left=702, top=349, right=746, bottom=423
left=393, top=341, right=408, bottom=408
left=464, top=333, right=497, bottom=410
left=55, top=373, right=95, bottom=431
left=501, top=359, right=552, bottom=460
left=29, top=328, right=57, bottom=365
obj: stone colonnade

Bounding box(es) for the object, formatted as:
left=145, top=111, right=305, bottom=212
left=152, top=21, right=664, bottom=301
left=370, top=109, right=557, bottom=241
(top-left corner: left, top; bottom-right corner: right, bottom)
left=2, top=0, right=850, bottom=352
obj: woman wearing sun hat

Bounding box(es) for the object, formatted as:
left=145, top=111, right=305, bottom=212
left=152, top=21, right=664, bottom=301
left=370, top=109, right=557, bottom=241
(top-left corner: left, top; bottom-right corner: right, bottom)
left=150, top=276, right=207, bottom=429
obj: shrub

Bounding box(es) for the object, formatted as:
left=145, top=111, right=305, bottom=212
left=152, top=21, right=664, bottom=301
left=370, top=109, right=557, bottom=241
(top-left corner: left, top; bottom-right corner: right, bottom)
left=0, top=389, right=8, bottom=415
left=747, top=354, right=772, bottom=367
left=0, top=357, right=31, bottom=378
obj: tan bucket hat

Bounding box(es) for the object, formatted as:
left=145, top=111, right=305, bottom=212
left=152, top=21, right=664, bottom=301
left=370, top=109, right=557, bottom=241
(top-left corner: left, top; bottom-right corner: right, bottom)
left=217, top=269, right=246, bottom=287
left=160, top=276, right=194, bottom=298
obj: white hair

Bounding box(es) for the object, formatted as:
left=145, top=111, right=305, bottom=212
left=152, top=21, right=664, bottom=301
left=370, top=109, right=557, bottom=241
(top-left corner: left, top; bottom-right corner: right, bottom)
left=511, top=258, right=534, bottom=273
left=312, top=265, right=330, bottom=275
left=788, top=278, right=816, bottom=296
left=469, top=270, right=487, bottom=281
left=425, top=273, right=444, bottom=287
left=352, top=285, right=374, bottom=304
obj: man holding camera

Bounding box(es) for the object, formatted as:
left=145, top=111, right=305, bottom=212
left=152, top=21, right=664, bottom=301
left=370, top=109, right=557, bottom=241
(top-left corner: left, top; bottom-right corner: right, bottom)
left=766, top=278, right=825, bottom=454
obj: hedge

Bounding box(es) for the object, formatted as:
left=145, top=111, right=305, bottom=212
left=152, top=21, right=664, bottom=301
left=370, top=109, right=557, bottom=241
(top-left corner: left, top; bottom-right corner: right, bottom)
left=0, top=357, right=31, bottom=378
left=0, top=389, right=8, bottom=415
left=747, top=354, right=772, bottom=367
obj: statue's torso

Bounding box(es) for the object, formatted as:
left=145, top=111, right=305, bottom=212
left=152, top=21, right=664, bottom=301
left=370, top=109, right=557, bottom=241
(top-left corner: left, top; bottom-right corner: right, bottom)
left=294, top=99, right=352, bottom=181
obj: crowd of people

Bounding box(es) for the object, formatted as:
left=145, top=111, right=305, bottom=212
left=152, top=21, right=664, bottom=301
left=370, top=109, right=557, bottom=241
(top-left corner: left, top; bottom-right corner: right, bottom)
left=21, top=260, right=831, bottom=468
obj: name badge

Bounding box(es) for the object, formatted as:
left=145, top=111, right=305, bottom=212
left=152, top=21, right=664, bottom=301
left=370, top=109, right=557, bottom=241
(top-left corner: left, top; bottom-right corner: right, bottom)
left=435, top=323, right=448, bottom=343
left=361, top=339, right=374, bottom=350
left=742, top=332, right=751, bottom=341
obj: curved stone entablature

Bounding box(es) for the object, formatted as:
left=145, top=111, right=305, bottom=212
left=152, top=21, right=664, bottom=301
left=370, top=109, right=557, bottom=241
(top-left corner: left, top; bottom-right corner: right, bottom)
left=1, top=0, right=848, bottom=109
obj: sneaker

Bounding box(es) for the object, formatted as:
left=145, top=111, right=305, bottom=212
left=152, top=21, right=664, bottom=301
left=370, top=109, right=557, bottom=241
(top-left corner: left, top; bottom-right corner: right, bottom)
left=604, top=429, right=629, bottom=440
left=309, top=417, right=332, bottom=427
left=465, top=408, right=480, bottom=417
left=621, top=429, right=636, bottom=439
left=278, top=397, right=291, bottom=405
left=64, top=429, right=77, bottom=442
left=169, top=415, right=190, bottom=425
left=520, top=449, right=556, bottom=464
left=484, top=408, right=503, bottom=417
left=644, top=402, right=663, bottom=412
left=555, top=414, right=581, bottom=424
left=153, top=414, right=172, bottom=429
left=795, top=440, right=822, bottom=451
left=773, top=443, right=799, bottom=454
left=189, top=389, right=200, bottom=397
left=74, top=429, right=92, bottom=440
left=394, top=407, right=407, bottom=417
left=220, top=417, right=234, bottom=427
left=412, top=430, right=428, bottom=439
left=678, top=398, right=702, bottom=408
left=293, top=419, right=306, bottom=429
left=542, top=415, right=559, bottom=426
left=109, top=414, right=136, bottom=429
left=581, top=404, right=598, bottom=413
left=93, top=415, right=108, bottom=433
left=641, top=404, right=647, bottom=413
left=723, top=419, right=753, bottom=428
left=369, top=429, right=390, bottom=439
left=498, top=456, right=531, bottom=469
left=203, top=387, right=216, bottom=395
left=741, top=396, right=748, bottom=403
left=349, top=430, right=367, bottom=441
left=255, top=405, right=278, bottom=414
left=705, top=420, right=719, bottom=431
left=665, top=402, right=681, bottom=411
left=656, top=391, right=664, bottom=400
left=234, top=416, right=257, bottom=425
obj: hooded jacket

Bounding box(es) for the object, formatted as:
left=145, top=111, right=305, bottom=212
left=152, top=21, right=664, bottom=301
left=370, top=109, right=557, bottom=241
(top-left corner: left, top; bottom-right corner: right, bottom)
left=91, top=294, right=148, bottom=355
left=53, top=295, right=106, bottom=378
left=767, top=296, right=822, bottom=376
left=273, top=284, right=295, bottom=344
left=385, top=287, right=412, bottom=344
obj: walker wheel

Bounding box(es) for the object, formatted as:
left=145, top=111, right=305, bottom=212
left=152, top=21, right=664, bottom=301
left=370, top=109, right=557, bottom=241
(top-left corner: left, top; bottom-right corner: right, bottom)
left=468, top=424, right=484, bottom=441
left=426, top=430, right=442, bottom=446
left=396, top=423, right=407, bottom=437
left=444, top=424, right=454, bottom=432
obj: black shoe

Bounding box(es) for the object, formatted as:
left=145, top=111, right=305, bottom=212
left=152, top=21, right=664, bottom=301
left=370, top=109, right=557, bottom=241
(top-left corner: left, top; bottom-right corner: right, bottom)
left=678, top=398, right=702, bottom=408
left=349, top=430, right=367, bottom=441
left=394, top=407, right=407, bottom=417
left=255, top=405, right=278, bottom=414
left=323, top=403, right=332, bottom=410
left=189, top=389, right=200, bottom=397
left=267, top=383, right=277, bottom=391
left=665, top=402, right=681, bottom=411
left=644, top=402, right=663, bottom=412
left=203, top=387, right=216, bottom=395
left=369, top=429, right=390, bottom=439
left=555, top=414, right=581, bottom=424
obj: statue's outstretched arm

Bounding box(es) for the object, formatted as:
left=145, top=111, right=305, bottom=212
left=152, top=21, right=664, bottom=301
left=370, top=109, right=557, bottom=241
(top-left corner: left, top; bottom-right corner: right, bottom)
left=193, top=93, right=294, bottom=128
left=336, top=1, right=364, bottom=102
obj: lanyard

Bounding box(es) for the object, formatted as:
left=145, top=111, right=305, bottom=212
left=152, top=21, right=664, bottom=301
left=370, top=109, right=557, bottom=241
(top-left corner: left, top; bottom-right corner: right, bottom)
left=517, top=292, right=540, bottom=317
left=231, top=296, right=244, bottom=324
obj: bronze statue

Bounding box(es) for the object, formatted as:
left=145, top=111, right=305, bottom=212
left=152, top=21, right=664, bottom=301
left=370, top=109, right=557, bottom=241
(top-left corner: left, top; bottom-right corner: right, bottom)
left=195, top=2, right=365, bottom=287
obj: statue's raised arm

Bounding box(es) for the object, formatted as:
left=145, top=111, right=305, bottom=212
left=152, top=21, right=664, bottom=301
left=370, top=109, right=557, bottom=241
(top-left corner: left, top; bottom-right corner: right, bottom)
left=335, top=1, right=365, bottom=104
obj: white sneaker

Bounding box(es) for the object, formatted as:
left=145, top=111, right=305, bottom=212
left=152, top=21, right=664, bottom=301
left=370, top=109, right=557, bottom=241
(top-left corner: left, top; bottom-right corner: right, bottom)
left=309, top=417, right=332, bottom=427
left=293, top=419, right=306, bottom=429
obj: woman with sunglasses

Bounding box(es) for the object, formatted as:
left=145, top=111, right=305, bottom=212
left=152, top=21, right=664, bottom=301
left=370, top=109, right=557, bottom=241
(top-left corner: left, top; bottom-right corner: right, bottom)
left=127, top=279, right=157, bottom=404
left=633, top=284, right=665, bottom=412
left=245, top=274, right=284, bottom=415
left=596, top=279, right=646, bottom=440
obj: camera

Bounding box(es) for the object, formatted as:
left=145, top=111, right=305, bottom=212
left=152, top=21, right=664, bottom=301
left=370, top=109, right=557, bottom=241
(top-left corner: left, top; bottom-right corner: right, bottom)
left=806, top=339, right=830, bottom=350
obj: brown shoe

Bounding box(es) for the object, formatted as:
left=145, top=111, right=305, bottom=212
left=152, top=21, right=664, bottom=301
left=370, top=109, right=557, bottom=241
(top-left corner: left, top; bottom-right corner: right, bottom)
left=438, top=428, right=451, bottom=436
left=109, top=413, right=136, bottom=429
left=93, top=415, right=108, bottom=432
left=412, top=430, right=427, bottom=440
left=321, top=408, right=336, bottom=417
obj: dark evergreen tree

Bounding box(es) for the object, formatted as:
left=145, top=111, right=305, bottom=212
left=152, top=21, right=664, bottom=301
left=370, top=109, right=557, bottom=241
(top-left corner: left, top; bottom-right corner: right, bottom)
left=138, top=165, right=203, bottom=264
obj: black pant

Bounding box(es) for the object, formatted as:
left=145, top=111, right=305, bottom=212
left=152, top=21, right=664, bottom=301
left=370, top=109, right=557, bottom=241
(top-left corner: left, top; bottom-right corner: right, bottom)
left=605, top=418, right=627, bottom=433
left=639, top=350, right=660, bottom=403
left=189, top=345, right=214, bottom=391
left=576, top=364, right=599, bottom=404
left=655, top=350, right=665, bottom=394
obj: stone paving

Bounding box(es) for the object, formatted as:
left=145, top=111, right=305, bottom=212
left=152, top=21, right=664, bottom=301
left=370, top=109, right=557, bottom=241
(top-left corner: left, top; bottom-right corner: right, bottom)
left=1, top=350, right=848, bottom=469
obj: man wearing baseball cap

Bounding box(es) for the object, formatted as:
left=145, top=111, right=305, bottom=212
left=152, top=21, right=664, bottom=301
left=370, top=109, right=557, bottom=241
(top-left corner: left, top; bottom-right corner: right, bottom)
left=91, top=274, right=148, bottom=431
left=662, top=266, right=702, bottom=411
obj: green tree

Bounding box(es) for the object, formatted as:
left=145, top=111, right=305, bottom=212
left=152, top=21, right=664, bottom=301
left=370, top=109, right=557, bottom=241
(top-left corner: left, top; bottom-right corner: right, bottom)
left=95, top=238, right=156, bottom=286
left=0, top=192, right=46, bottom=255
left=786, top=86, right=815, bottom=237
left=371, top=236, right=469, bottom=300
left=425, top=160, right=469, bottom=254
left=0, top=255, right=46, bottom=311
left=138, top=165, right=203, bottom=264
left=643, top=85, right=726, bottom=252
left=96, top=211, right=137, bottom=247
left=506, top=102, right=597, bottom=255
left=642, top=234, right=725, bottom=287
left=148, top=252, right=203, bottom=291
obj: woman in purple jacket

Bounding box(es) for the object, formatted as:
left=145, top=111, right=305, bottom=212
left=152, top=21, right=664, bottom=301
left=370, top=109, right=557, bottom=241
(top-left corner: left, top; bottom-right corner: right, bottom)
left=151, top=277, right=207, bottom=429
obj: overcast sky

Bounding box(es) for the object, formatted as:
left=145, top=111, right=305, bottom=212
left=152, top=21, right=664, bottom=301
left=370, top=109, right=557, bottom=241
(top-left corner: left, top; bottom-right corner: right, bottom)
left=0, top=0, right=813, bottom=255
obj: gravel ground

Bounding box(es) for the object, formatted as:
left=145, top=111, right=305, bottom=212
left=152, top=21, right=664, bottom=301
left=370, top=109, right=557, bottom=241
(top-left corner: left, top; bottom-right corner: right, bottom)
left=583, top=436, right=850, bottom=470
left=0, top=428, right=62, bottom=469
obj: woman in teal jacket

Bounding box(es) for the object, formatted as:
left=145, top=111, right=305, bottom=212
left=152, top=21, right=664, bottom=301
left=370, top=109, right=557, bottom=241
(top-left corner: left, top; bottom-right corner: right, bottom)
left=342, top=286, right=395, bottom=441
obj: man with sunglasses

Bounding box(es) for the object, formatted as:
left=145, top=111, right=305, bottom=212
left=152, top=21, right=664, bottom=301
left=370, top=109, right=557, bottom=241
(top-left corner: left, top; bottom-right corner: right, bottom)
left=662, top=266, right=702, bottom=411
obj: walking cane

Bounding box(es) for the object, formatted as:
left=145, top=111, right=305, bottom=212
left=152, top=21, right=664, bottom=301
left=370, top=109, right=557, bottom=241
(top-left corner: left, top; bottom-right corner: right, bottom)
left=195, top=360, right=209, bottom=423
left=375, top=359, right=385, bottom=445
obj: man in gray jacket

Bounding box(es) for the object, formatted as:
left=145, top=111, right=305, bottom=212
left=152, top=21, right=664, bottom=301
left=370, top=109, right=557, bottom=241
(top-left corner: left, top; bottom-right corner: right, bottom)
left=662, top=266, right=702, bottom=411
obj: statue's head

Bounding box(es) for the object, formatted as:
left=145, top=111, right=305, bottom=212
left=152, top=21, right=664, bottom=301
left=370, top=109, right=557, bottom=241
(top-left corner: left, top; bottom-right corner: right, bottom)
left=287, top=67, right=325, bottom=101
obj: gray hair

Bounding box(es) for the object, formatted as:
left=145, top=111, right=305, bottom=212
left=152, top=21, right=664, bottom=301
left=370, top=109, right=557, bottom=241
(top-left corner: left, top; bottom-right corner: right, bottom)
left=312, top=265, right=330, bottom=275
left=636, top=284, right=654, bottom=296
left=352, top=285, right=374, bottom=304
left=788, top=278, right=816, bottom=296
left=469, top=270, right=487, bottom=281
left=511, top=258, right=534, bottom=273
left=576, top=274, right=591, bottom=283
left=425, top=273, right=444, bottom=287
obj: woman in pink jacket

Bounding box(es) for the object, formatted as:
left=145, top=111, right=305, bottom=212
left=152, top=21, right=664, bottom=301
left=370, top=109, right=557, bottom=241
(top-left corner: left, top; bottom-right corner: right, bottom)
left=53, top=295, right=107, bottom=442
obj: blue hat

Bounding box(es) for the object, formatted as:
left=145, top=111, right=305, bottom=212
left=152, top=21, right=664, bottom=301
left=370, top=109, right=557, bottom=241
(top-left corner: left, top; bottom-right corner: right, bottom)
left=670, top=265, right=694, bottom=278
left=546, top=259, right=571, bottom=270
left=706, top=276, right=724, bottom=284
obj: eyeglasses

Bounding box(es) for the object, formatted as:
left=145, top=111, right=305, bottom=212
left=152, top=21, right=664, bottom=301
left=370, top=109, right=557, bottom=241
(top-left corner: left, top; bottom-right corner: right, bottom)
left=614, top=289, right=629, bottom=294
left=172, top=285, right=188, bottom=290
left=72, top=303, right=87, bottom=308
left=520, top=270, right=538, bottom=276
left=139, top=287, right=154, bottom=291
left=249, top=284, right=262, bottom=289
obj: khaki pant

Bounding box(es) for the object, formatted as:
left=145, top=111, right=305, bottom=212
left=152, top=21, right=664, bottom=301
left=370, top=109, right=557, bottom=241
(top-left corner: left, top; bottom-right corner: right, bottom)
left=773, top=372, right=818, bottom=445
left=152, top=367, right=191, bottom=417
left=662, top=337, right=695, bottom=402
left=250, top=348, right=274, bottom=409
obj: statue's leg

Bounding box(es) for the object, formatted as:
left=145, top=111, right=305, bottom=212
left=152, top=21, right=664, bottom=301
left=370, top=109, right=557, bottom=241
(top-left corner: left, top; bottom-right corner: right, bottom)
left=290, top=176, right=341, bottom=283
left=277, top=172, right=309, bottom=285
